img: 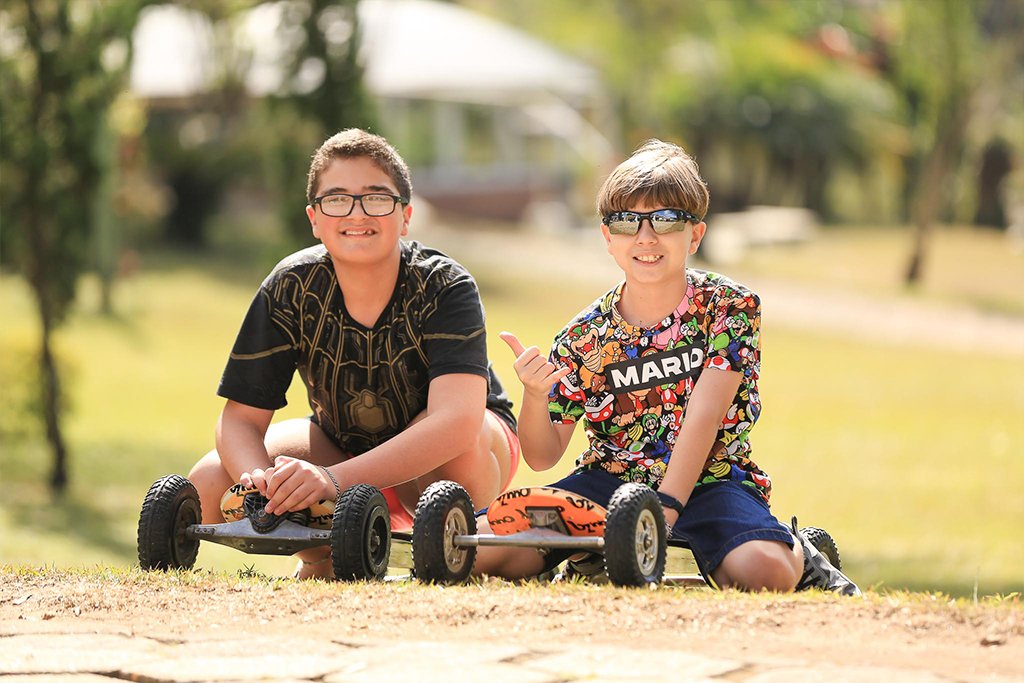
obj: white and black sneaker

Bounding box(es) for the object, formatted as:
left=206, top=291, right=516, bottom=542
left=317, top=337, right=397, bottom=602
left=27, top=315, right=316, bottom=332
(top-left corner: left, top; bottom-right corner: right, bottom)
left=554, top=552, right=608, bottom=584
left=791, top=517, right=862, bottom=596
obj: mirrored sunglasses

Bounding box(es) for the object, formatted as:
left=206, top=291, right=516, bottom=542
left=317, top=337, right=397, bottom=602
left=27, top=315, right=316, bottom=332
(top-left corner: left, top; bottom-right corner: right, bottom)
left=603, top=208, right=702, bottom=235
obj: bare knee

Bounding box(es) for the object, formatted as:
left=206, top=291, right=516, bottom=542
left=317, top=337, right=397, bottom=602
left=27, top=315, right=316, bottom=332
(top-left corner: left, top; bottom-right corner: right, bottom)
left=417, top=413, right=507, bottom=508
left=713, top=541, right=801, bottom=592
left=188, top=450, right=234, bottom=524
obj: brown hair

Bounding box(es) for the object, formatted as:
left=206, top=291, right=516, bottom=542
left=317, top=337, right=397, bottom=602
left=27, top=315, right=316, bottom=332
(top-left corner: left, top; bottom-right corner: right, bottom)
left=306, top=128, right=413, bottom=204
left=596, top=139, right=709, bottom=220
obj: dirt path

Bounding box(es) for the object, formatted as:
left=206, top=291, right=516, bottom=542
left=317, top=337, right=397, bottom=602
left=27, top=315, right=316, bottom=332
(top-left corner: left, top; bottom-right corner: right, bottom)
left=2, top=570, right=1022, bottom=682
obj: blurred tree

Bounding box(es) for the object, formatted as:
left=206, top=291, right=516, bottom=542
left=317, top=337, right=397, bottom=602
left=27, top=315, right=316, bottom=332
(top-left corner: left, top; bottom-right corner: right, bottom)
left=140, top=0, right=374, bottom=248
left=885, top=0, right=979, bottom=285
left=0, top=0, right=152, bottom=492
left=876, top=0, right=1019, bottom=284
left=266, top=0, right=376, bottom=244
left=146, top=0, right=261, bottom=247
left=663, top=24, right=897, bottom=218
left=464, top=0, right=900, bottom=220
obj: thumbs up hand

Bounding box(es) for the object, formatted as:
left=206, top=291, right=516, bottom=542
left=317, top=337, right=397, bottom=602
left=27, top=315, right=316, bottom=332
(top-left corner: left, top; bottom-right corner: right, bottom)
left=499, top=331, right=571, bottom=400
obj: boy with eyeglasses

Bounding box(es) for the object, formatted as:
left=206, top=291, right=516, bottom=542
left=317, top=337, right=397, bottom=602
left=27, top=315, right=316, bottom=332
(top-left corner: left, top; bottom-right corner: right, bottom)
left=475, top=139, right=859, bottom=594
left=188, top=128, right=519, bottom=579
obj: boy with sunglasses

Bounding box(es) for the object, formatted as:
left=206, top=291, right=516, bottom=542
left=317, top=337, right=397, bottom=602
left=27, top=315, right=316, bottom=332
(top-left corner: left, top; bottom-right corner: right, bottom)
left=187, top=129, right=519, bottom=579
left=477, top=139, right=859, bottom=594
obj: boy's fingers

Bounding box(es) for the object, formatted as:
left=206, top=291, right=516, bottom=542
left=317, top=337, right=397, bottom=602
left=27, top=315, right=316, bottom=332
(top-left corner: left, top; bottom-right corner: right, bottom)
left=499, top=331, right=526, bottom=357
left=551, top=365, right=571, bottom=381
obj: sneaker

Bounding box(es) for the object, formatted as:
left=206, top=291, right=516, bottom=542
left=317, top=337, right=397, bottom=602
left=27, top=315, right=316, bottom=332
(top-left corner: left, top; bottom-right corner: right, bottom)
left=791, top=517, right=862, bottom=596
left=553, top=553, right=608, bottom=584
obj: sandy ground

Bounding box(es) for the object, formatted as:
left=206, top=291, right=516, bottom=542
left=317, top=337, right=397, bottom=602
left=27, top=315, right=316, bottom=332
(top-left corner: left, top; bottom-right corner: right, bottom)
left=2, top=569, right=1022, bottom=682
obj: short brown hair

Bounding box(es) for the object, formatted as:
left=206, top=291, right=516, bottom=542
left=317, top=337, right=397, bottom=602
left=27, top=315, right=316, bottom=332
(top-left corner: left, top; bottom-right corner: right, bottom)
left=306, top=129, right=413, bottom=204
left=597, top=139, right=709, bottom=221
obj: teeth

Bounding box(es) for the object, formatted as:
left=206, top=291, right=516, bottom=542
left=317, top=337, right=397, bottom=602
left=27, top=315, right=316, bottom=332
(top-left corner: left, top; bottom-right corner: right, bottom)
left=344, top=230, right=373, bottom=236
left=635, top=254, right=661, bottom=263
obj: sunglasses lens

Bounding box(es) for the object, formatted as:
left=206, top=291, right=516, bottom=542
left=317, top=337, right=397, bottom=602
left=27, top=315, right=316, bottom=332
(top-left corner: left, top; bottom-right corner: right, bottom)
left=608, top=220, right=639, bottom=234
left=650, top=210, right=686, bottom=234
left=606, top=212, right=641, bottom=234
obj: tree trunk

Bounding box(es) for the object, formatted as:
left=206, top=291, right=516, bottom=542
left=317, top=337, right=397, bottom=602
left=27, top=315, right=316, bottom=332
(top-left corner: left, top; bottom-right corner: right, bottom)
left=40, top=317, right=68, bottom=492
left=904, top=98, right=970, bottom=286
left=24, top=0, right=70, bottom=494
left=26, top=215, right=70, bottom=494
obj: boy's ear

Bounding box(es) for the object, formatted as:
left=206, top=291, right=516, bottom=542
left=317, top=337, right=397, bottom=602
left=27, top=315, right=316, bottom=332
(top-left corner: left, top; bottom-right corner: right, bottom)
left=600, top=222, right=612, bottom=247
left=689, top=222, right=707, bottom=255
left=306, top=204, right=319, bottom=239
left=401, top=202, right=412, bottom=237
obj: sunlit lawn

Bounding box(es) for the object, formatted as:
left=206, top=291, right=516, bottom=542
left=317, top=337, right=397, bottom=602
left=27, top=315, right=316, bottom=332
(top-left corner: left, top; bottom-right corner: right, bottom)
left=1, top=225, right=1022, bottom=595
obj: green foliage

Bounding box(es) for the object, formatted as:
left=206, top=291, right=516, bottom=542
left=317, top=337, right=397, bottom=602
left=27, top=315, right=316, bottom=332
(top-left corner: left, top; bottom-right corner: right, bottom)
left=663, top=29, right=898, bottom=218
left=0, top=340, right=42, bottom=442
left=461, top=0, right=1020, bottom=226
left=0, top=0, right=153, bottom=491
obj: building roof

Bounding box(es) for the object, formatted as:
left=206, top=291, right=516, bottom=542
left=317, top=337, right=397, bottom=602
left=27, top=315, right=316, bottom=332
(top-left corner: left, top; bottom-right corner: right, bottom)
left=130, top=0, right=601, bottom=104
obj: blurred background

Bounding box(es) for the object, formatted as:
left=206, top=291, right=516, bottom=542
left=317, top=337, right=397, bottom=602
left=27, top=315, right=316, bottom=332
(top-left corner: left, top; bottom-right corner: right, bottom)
left=1, top=0, right=1021, bottom=596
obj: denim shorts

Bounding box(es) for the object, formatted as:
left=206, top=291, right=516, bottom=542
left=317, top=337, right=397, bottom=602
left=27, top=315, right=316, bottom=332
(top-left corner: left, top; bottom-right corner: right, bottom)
left=538, top=467, right=795, bottom=582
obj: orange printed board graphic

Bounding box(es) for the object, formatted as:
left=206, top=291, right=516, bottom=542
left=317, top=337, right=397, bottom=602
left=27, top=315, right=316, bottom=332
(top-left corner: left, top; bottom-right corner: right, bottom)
left=486, top=486, right=607, bottom=537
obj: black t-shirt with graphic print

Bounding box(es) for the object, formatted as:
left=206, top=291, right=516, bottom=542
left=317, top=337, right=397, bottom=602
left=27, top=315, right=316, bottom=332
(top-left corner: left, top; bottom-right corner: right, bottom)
left=218, top=240, right=514, bottom=456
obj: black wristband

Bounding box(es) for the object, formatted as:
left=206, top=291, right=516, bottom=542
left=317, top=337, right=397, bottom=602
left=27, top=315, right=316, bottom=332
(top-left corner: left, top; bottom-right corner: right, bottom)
left=656, top=491, right=685, bottom=516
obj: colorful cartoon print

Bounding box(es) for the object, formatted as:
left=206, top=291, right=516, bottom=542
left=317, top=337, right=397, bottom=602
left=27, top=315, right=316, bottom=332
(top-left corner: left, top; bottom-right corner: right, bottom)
left=548, top=269, right=772, bottom=501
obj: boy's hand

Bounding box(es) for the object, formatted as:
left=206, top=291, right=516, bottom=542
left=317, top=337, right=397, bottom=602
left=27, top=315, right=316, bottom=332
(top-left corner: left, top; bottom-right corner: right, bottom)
left=261, top=455, right=333, bottom=515
left=499, top=331, right=571, bottom=399
left=238, top=468, right=269, bottom=495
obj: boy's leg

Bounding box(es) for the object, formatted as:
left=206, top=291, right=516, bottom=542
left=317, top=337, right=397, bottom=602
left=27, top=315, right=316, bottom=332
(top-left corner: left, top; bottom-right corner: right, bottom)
left=671, top=481, right=802, bottom=592
left=187, top=417, right=349, bottom=579
left=711, top=539, right=802, bottom=592
left=674, top=481, right=860, bottom=594
left=390, top=409, right=518, bottom=515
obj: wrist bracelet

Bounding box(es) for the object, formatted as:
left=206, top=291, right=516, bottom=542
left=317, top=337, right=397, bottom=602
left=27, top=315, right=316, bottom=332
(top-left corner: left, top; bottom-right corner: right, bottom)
left=319, top=465, right=342, bottom=501
left=656, top=490, right=686, bottom=516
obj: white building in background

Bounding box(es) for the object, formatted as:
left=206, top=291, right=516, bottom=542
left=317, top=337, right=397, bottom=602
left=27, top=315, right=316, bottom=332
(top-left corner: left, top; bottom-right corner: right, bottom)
left=131, top=0, right=616, bottom=223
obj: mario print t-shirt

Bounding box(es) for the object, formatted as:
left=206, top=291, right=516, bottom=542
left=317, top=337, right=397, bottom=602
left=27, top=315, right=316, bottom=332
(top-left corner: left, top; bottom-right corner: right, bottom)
left=547, top=269, right=773, bottom=502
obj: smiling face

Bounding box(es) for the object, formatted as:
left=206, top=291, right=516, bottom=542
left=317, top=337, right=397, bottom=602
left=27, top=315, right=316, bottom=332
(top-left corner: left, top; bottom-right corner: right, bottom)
left=601, top=202, right=706, bottom=290
left=305, top=156, right=412, bottom=268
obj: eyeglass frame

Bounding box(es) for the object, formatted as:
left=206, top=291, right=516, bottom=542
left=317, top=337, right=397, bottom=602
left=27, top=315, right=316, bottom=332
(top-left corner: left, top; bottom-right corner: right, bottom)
left=311, top=192, right=410, bottom=218
left=602, top=208, right=703, bottom=236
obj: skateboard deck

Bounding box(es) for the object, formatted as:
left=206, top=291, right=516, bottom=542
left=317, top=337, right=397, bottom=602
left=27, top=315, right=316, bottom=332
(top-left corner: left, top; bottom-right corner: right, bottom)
left=487, top=486, right=607, bottom=537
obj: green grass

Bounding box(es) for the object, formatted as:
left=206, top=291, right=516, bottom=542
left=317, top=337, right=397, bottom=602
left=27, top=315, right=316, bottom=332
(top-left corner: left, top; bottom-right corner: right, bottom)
left=1, top=227, right=1022, bottom=595
left=731, top=224, right=1024, bottom=317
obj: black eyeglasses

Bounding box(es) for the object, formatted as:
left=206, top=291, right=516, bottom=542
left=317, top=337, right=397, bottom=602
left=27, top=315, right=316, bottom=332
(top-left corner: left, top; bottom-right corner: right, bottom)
left=313, top=192, right=408, bottom=217
left=603, top=208, right=702, bottom=236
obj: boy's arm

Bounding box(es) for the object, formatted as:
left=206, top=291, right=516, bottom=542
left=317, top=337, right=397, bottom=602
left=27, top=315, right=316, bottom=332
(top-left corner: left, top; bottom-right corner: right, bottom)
left=216, top=400, right=275, bottom=484
left=262, top=373, right=490, bottom=516
left=657, top=368, right=742, bottom=525
left=500, top=331, right=576, bottom=471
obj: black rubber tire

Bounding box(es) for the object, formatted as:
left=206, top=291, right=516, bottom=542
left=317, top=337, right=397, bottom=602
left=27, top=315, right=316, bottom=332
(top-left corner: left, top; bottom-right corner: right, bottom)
left=412, top=480, right=477, bottom=584
left=801, top=526, right=842, bottom=570
left=604, top=483, right=667, bottom=587
left=331, top=484, right=391, bottom=581
left=137, top=474, right=202, bottom=570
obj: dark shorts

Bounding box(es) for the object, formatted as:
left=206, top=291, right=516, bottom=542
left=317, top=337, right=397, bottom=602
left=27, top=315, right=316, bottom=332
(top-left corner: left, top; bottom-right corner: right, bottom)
left=540, top=467, right=795, bottom=583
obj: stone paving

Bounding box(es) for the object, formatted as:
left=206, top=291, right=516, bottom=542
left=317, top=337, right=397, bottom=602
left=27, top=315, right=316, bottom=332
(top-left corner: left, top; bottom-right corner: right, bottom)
left=2, top=624, right=1019, bottom=683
